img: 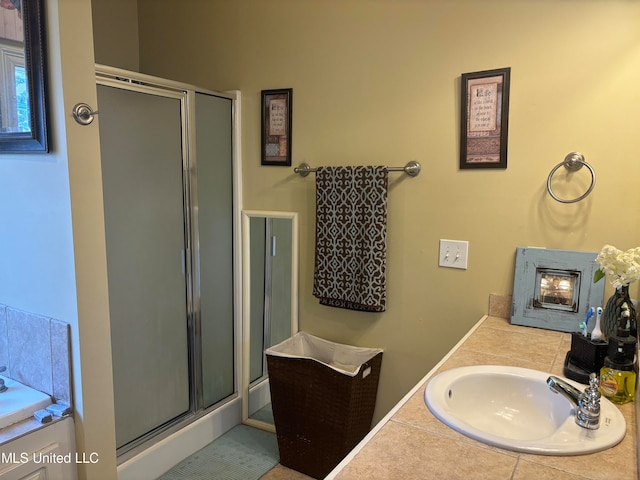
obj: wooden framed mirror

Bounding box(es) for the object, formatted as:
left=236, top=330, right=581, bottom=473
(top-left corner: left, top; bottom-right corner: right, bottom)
left=242, top=210, right=298, bottom=432
left=0, top=0, right=48, bottom=153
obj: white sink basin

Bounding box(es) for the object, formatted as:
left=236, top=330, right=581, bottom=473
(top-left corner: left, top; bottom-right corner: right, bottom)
left=424, top=365, right=626, bottom=455
left=0, top=376, right=52, bottom=429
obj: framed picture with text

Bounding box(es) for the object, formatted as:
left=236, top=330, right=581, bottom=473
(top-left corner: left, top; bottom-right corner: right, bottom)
left=261, top=88, right=292, bottom=166
left=459, top=67, right=510, bottom=169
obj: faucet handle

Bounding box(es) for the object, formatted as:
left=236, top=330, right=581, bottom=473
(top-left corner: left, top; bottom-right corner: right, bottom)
left=576, top=372, right=600, bottom=430
left=586, top=372, right=601, bottom=402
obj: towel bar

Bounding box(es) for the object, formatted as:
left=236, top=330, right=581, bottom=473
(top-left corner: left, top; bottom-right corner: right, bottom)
left=294, top=161, right=421, bottom=178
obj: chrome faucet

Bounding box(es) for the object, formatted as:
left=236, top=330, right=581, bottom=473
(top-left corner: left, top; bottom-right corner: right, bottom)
left=0, top=366, right=6, bottom=393
left=547, top=373, right=600, bottom=430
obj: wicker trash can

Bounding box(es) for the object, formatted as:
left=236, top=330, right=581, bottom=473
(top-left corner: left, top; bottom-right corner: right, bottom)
left=266, top=332, right=383, bottom=479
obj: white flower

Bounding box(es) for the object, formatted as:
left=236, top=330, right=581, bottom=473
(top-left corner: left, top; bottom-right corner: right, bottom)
left=595, top=244, right=640, bottom=289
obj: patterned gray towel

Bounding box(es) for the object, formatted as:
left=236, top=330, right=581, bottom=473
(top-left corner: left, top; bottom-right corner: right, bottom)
left=313, top=166, right=388, bottom=312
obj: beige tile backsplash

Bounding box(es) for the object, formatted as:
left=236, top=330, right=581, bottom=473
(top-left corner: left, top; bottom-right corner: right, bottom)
left=488, top=293, right=512, bottom=319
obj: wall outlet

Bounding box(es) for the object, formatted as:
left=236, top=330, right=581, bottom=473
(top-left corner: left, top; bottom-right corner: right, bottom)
left=439, top=239, right=468, bottom=270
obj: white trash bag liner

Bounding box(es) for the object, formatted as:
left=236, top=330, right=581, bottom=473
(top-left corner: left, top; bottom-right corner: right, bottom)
left=266, top=331, right=383, bottom=377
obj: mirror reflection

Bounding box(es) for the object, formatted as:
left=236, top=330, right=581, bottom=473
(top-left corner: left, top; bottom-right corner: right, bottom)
left=534, top=268, right=579, bottom=312
left=0, top=1, right=28, bottom=134
left=242, top=211, right=298, bottom=431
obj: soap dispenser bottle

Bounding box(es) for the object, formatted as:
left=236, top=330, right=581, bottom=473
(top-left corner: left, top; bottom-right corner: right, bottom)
left=599, top=306, right=637, bottom=404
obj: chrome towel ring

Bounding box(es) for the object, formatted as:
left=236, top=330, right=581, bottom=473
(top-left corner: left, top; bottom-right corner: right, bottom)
left=546, top=152, right=596, bottom=204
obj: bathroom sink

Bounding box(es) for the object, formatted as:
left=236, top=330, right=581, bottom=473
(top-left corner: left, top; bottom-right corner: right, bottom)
left=424, top=365, right=626, bottom=455
left=0, top=376, right=52, bottom=429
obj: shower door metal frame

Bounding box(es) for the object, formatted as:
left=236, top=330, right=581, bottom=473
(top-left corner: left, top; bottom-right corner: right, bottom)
left=96, top=66, right=242, bottom=460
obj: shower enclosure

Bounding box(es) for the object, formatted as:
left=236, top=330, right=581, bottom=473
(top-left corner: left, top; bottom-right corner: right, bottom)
left=96, top=66, right=239, bottom=456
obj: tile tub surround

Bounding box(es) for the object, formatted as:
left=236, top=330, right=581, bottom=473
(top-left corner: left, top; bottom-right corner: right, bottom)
left=0, top=305, right=72, bottom=404
left=0, top=305, right=73, bottom=446
left=331, top=316, right=637, bottom=480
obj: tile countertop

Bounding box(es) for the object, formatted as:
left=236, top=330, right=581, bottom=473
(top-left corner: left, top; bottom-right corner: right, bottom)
left=328, top=316, right=638, bottom=480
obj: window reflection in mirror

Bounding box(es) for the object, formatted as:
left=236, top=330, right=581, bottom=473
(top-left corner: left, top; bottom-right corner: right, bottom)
left=0, top=0, right=28, bottom=134
left=0, top=0, right=48, bottom=152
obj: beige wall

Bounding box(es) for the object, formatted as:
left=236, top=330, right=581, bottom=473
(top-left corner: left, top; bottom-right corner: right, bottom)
left=136, top=0, right=640, bottom=422
left=92, top=0, right=139, bottom=71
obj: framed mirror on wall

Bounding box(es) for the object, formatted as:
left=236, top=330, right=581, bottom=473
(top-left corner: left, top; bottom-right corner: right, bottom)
left=0, top=0, right=48, bottom=153
left=242, top=210, right=298, bottom=432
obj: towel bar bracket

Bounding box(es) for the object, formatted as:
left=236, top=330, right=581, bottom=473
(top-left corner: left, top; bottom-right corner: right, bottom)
left=294, top=162, right=313, bottom=177
left=403, top=160, right=421, bottom=177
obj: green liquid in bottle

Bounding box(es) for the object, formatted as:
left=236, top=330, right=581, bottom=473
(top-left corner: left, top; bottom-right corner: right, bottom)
left=600, top=366, right=636, bottom=404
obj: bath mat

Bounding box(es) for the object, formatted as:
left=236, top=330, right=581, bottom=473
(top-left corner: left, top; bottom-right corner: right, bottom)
left=158, top=424, right=279, bottom=480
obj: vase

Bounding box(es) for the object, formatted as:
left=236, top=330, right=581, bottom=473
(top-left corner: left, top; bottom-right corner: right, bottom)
left=602, top=285, right=637, bottom=340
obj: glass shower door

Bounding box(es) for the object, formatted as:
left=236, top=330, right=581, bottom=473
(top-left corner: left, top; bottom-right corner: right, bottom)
left=194, top=92, right=235, bottom=408
left=98, top=83, right=191, bottom=449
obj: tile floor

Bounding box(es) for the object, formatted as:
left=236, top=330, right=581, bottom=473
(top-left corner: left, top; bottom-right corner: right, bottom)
left=261, top=464, right=314, bottom=480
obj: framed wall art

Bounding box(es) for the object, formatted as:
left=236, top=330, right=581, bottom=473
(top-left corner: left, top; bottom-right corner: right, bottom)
left=0, top=0, right=49, bottom=153
left=511, top=247, right=605, bottom=332
left=261, top=88, right=292, bottom=166
left=459, top=67, right=510, bottom=169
